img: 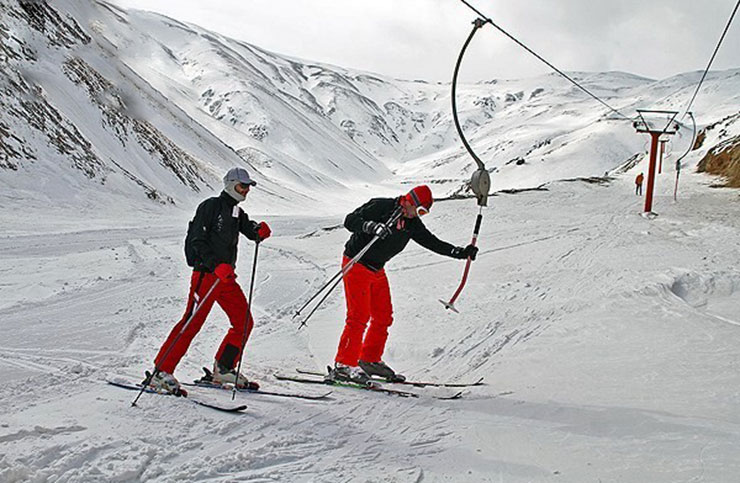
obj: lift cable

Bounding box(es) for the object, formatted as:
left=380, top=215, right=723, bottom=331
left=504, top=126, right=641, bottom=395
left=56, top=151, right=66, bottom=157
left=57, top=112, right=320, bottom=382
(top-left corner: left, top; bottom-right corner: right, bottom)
left=458, top=0, right=634, bottom=121
left=681, top=0, right=740, bottom=119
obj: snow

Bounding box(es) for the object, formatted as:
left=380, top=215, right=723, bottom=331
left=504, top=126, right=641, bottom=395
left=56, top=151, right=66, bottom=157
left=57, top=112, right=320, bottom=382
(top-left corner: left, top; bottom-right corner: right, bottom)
left=2, top=155, right=740, bottom=481
left=2, top=0, right=740, bottom=481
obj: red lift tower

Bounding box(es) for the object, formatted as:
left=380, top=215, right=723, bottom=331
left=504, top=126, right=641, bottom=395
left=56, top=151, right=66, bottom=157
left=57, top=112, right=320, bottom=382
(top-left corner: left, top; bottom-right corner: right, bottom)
left=633, top=110, right=678, bottom=215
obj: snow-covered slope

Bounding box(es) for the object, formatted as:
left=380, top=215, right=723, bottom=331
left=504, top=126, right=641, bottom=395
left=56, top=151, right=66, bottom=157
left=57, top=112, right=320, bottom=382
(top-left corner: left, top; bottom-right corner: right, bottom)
left=0, top=0, right=367, bottom=218
left=2, top=2, right=740, bottom=481
left=1, top=152, right=740, bottom=482
left=1, top=1, right=223, bottom=209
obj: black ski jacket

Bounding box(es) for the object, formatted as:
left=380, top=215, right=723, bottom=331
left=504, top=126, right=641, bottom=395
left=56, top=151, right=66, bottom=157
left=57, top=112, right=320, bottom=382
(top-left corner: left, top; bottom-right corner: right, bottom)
left=187, top=191, right=260, bottom=272
left=343, top=197, right=458, bottom=271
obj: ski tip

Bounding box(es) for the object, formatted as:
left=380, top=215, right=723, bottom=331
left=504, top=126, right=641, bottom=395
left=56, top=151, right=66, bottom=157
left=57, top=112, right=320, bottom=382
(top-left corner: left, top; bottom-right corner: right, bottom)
left=438, top=299, right=459, bottom=313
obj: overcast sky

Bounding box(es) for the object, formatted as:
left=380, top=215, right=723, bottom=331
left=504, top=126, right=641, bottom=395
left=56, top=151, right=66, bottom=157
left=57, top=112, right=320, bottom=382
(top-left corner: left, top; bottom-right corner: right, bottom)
left=113, top=0, right=740, bottom=82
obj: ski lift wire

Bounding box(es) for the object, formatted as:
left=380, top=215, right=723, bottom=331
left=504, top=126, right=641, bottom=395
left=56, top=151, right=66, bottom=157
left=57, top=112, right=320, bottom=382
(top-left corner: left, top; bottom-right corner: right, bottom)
left=681, top=0, right=740, bottom=119
left=458, top=0, right=634, bottom=121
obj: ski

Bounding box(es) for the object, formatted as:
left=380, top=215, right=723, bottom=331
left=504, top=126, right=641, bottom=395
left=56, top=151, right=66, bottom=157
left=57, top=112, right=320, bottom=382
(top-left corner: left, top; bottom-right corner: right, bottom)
left=295, top=368, right=484, bottom=388
left=182, top=380, right=333, bottom=401
left=188, top=366, right=332, bottom=401
left=107, top=380, right=247, bottom=413
left=274, top=373, right=421, bottom=398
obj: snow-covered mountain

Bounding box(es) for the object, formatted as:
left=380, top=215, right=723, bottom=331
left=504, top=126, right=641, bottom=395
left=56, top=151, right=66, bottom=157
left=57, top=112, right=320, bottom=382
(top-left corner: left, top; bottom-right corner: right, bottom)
left=3, top=0, right=740, bottom=219
left=0, top=0, right=366, bottom=217
left=2, top=2, right=740, bottom=482
left=67, top=3, right=740, bottom=196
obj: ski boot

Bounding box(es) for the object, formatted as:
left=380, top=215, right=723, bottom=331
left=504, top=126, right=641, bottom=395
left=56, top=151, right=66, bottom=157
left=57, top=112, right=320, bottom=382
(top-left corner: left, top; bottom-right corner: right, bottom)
left=145, top=370, right=184, bottom=395
left=358, top=360, right=406, bottom=383
left=209, top=362, right=260, bottom=390
left=325, top=363, right=372, bottom=386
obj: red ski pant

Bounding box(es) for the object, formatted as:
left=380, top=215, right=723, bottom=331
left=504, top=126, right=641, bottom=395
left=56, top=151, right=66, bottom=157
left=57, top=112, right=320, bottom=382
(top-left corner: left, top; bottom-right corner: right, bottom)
left=335, top=256, right=394, bottom=366
left=154, top=270, right=253, bottom=374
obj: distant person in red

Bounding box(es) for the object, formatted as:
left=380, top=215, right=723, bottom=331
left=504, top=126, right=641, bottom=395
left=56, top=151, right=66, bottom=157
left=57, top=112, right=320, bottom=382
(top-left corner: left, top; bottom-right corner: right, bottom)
left=635, top=172, right=644, bottom=196
left=148, top=167, right=271, bottom=394
left=329, top=185, right=478, bottom=384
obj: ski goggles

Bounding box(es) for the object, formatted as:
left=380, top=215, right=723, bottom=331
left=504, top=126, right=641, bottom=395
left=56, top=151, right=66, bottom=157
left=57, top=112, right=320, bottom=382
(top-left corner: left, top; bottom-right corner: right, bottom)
left=408, top=190, right=429, bottom=216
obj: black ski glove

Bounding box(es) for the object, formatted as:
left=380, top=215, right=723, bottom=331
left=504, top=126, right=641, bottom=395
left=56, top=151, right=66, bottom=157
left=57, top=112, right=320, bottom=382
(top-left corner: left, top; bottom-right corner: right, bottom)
left=451, top=244, right=478, bottom=260
left=362, top=221, right=392, bottom=239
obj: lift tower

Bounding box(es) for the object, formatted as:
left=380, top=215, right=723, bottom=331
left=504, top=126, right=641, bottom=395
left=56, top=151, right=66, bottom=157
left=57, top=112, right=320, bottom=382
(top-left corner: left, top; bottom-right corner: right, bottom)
left=634, top=110, right=678, bottom=215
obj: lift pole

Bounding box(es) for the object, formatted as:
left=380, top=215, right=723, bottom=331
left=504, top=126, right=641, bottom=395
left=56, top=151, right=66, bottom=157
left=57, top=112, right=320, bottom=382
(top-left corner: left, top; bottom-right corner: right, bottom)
left=634, top=110, right=678, bottom=215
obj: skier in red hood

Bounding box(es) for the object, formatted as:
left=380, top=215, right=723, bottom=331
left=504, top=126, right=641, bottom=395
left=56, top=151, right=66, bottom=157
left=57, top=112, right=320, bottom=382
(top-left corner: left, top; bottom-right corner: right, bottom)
left=330, top=185, right=478, bottom=384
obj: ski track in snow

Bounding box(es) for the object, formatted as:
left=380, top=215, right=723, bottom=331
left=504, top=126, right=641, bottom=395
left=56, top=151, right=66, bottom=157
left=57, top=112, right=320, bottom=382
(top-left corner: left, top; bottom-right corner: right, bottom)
left=2, top=168, right=740, bottom=481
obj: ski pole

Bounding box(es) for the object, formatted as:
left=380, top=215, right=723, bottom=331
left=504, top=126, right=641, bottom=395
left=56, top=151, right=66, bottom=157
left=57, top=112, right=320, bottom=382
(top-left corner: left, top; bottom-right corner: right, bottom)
left=297, top=271, right=344, bottom=330
left=440, top=206, right=483, bottom=313
left=295, top=235, right=378, bottom=330
left=292, top=207, right=403, bottom=321
left=291, top=238, right=374, bottom=319
left=232, top=241, right=259, bottom=400
left=297, top=213, right=402, bottom=330
left=132, top=276, right=220, bottom=407
left=293, top=248, right=364, bottom=319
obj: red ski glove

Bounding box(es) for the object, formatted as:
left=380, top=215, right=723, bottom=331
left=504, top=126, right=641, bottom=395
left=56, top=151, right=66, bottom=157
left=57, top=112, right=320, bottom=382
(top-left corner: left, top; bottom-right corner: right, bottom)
left=257, top=221, right=271, bottom=241
left=214, top=263, right=236, bottom=282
